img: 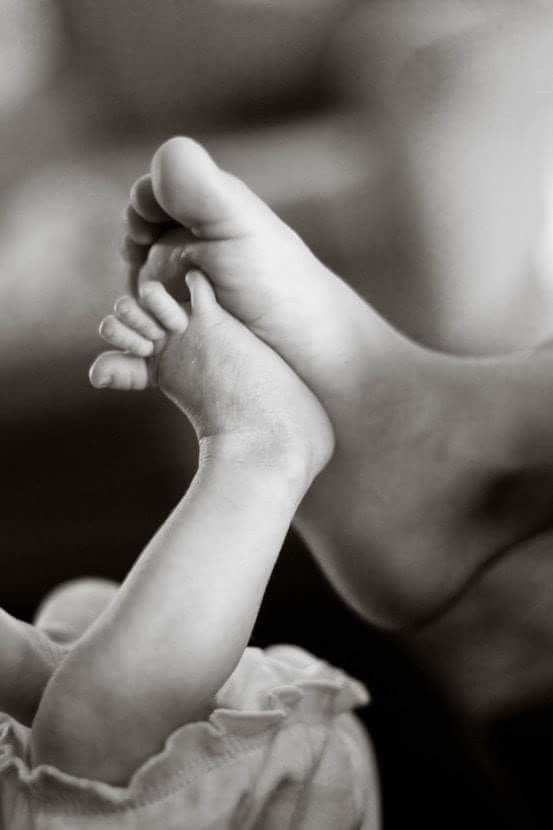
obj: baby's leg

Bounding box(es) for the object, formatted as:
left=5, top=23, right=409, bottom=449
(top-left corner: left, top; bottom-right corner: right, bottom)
left=32, top=276, right=333, bottom=784
left=336, top=0, right=553, bottom=353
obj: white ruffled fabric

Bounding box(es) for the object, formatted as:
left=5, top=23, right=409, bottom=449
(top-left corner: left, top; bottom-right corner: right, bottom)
left=0, top=646, right=380, bottom=829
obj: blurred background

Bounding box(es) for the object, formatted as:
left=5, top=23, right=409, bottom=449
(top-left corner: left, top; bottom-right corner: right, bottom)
left=2, top=2, right=552, bottom=828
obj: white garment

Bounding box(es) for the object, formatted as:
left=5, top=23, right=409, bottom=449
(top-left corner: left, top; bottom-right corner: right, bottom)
left=0, top=645, right=380, bottom=829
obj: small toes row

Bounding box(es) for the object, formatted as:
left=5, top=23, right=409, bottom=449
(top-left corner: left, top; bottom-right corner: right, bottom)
left=114, top=295, right=166, bottom=342
left=99, top=314, right=154, bottom=357
left=91, top=282, right=189, bottom=392
left=99, top=283, right=189, bottom=356
left=100, top=171, right=192, bottom=393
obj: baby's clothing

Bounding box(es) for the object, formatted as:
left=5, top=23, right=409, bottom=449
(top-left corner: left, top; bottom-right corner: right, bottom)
left=0, top=645, right=379, bottom=829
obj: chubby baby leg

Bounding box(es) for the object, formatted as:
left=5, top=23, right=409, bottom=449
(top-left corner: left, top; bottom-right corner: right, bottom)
left=33, top=274, right=333, bottom=784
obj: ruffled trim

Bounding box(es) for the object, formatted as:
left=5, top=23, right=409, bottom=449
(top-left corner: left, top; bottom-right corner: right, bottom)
left=0, top=646, right=369, bottom=813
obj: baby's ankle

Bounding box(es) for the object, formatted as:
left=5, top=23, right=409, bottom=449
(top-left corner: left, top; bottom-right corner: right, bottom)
left=199, top=428, right=331, bottom=499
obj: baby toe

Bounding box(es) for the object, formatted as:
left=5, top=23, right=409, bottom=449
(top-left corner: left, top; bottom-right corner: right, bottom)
left=99, top=314, right=154, bottom=357
left=89, top=351, right=151, bottom=391
left=139, top=281, right=189, bottom=333
left=125, top=205, right=164, bottom=246
left=121, top=235, right=149, bottom=269
left=114, top=295, right=166, bottom=342
left=138, top=227, right=199, bottom=304
left=151, top=136, right=264, bottom=238
left=130, top=173, right=171, bottom=223
left=186, top=270, right=219, bottom=317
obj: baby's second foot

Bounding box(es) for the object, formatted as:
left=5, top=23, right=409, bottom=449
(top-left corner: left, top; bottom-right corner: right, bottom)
left=0, top=579, right=118, bottom=725
left=127, top=137, right=401, bottom=407
left=121, top=139, right=553, bottom=629
left=0, top=609, right=67, bottom=725
left=90, top=273, right=334, bottom=491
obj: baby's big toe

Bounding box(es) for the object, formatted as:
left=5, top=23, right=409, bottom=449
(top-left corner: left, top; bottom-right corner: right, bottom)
left=151, top=136, right=267, bottom=239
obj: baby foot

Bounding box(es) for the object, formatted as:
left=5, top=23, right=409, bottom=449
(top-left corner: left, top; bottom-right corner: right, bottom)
left=0, top=609, right=67, bottom=726
left=0, top=579, right=118, bottom=725
left=128, top=138, right=407, bottom=398
left=34, top=578, right=119, bottom=645
left=90, top=272, right=334, bottom=490
left=121, top=138, right=553, bottom=628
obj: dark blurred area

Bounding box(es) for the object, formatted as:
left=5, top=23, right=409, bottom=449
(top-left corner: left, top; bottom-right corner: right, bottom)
left=1, top=2, right=552, bottom=828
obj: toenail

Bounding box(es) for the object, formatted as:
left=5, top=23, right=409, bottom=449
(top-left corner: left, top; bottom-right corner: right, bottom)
left=95, top=375, right=112, bottom=389
left=100, top=318, right=115, bottom=337
left=114, top=297, right=130, bottom=314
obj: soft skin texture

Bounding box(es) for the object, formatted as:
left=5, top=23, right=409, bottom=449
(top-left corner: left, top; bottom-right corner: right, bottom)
left=32, top=273, right=333, bottom=784
left=328, top=0, right=553, bottom=725
left=333, top=0, right=553, bottom=354
left=124, top=137, right=553, bottom=629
